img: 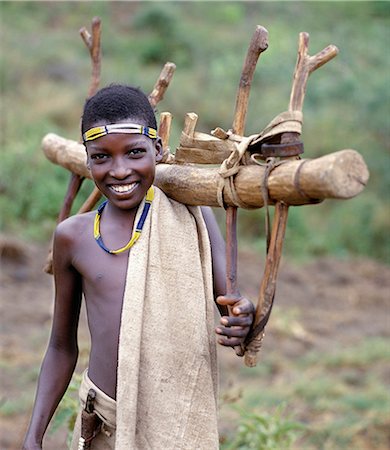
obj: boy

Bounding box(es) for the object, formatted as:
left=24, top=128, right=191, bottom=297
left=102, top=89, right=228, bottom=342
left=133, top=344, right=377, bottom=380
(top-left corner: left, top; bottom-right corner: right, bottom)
left=23, top=85, right=254, bottom=450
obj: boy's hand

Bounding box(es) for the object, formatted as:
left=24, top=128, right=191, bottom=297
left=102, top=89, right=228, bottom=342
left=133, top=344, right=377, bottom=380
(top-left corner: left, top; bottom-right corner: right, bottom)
left=215, top=295, right=255, bottom=351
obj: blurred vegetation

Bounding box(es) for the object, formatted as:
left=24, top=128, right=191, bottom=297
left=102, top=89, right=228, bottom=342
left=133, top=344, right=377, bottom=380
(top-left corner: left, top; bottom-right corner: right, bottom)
left=0, top=1, right=389, bottom=263
left=220, top=404, right=304, bottom=449
left=226, top=336, right=390, bottom=449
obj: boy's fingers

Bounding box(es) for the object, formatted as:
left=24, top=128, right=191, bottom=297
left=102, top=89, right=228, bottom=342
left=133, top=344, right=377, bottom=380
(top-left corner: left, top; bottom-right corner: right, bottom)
left=217, top=335, right=245, bottom=347
left=220, top=315, right=252, bottom=327
left=233, top=298, right=255, bottom=315
left=216, top=295, right=242, bottom=306
left=217, top=296, right=255, bottom=316
left=216, top=326, right=247, bottom=338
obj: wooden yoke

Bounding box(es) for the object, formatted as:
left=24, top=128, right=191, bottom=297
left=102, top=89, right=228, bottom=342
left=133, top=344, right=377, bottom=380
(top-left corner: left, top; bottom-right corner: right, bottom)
left=243, top=33, right=339, bottom=367
left=225, top=26, right=268, bottom=356
left=42, top=137, right=368, bottom=205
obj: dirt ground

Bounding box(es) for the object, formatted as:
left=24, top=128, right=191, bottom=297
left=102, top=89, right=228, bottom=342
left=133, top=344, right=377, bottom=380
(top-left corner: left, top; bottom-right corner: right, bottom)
left=0, top=236, right=389, bottom=450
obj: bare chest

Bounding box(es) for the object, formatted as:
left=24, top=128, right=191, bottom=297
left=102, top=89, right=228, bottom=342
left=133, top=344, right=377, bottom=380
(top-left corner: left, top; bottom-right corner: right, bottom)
left=73, top=231, right=130, bottom=319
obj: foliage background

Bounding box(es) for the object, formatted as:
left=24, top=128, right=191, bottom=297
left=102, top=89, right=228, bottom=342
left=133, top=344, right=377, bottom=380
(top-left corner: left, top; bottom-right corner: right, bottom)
left=1, top=1, right=389, bottom=262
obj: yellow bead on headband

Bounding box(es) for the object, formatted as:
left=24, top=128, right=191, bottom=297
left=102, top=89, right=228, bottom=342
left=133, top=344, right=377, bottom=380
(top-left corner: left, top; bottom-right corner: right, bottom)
left=83, top=122, right=157, bottom=143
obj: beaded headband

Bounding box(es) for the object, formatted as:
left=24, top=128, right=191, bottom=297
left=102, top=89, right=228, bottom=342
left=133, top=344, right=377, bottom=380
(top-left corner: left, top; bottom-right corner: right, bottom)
left=83, top=122, right=157, bottom=143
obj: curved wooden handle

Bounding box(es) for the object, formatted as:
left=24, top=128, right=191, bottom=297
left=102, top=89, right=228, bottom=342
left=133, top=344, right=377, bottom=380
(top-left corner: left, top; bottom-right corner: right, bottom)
left=226, top=26, right=268, bottom=356
left=245, top=32, right=339, bottom=367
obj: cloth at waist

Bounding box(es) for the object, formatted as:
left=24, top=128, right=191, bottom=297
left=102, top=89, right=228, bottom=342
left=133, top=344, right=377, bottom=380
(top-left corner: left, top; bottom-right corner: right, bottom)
left=79, top=370, right=116, bottom=429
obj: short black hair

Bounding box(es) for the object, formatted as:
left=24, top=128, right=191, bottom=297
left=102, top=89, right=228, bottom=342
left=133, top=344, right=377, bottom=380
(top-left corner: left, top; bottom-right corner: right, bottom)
left=81, top=84, right=157, bottom=134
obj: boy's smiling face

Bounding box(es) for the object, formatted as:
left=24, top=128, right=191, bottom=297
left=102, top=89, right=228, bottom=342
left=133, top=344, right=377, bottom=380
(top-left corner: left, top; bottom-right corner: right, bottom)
left=86, top=122, right=162, bottom=211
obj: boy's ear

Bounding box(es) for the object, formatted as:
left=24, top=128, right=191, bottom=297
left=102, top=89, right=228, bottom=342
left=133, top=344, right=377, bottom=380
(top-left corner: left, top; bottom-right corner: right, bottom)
left=154, top=137, right=164, bottom=163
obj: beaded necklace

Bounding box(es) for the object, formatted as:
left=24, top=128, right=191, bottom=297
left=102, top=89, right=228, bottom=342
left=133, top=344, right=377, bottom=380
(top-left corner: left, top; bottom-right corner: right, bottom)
left=93, top=186, right=154, bottom=254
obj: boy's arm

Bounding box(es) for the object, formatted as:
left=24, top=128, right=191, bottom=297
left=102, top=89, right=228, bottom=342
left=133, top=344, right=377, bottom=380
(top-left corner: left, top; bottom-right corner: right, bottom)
left=23, top=224, right=82, bottom=449
left=201, top=207, right=254, bottom=349
left=200, top=207, right=228, bottom=312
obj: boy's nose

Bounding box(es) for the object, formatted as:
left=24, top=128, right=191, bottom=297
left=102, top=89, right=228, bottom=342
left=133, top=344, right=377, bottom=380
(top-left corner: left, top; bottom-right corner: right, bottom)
left=109, top=159, right=132, bottom=179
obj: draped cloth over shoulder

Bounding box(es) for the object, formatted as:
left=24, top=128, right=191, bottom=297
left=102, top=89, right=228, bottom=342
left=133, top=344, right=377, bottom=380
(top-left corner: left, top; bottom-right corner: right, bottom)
left=116, top=187, right=219, bottom=449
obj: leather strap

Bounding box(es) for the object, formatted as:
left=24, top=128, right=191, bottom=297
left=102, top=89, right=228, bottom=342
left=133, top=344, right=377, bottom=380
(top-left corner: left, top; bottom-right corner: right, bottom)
left=255, top=141, right=304, bottom=158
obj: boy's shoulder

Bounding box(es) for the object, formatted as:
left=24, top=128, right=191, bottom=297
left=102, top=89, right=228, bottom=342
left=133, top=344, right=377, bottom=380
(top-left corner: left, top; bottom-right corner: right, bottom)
left=54, top=210, right=95, bottom=244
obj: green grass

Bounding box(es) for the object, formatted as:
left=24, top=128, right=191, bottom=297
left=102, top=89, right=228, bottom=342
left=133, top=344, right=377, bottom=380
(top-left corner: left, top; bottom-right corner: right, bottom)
left=219, top=336, right=390, bottom=449
left=220, top=404, right=304, bottom=450
left=300, top=337, right=390, bottom=369
left=0, top=362, right=40, bottom=417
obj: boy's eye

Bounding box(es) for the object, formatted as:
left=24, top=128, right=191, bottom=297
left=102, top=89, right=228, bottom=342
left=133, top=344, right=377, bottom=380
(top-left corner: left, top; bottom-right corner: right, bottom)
left=90, top=153, right=109, bottom=161
left=127, top=148, right=145, bottom=156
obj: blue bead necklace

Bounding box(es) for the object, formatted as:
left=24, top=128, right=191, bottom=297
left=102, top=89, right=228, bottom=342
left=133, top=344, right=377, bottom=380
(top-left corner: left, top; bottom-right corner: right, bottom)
left=93, top=186, right=154, bottom=254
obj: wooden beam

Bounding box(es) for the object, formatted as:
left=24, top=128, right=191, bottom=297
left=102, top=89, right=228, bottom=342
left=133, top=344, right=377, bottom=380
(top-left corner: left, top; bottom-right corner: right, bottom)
left=42, top=133, right=369, bottom=208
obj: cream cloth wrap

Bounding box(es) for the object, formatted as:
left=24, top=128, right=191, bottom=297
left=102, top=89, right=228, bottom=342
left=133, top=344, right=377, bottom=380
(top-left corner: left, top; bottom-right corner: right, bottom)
left=115, top=186, right=219, bottom=449
left=70, top=370, right=116, bottom=449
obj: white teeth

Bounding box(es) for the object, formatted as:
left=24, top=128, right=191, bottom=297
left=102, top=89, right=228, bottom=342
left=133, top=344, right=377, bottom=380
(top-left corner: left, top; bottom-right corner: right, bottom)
left=111, top=183, right=136, bottom=193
